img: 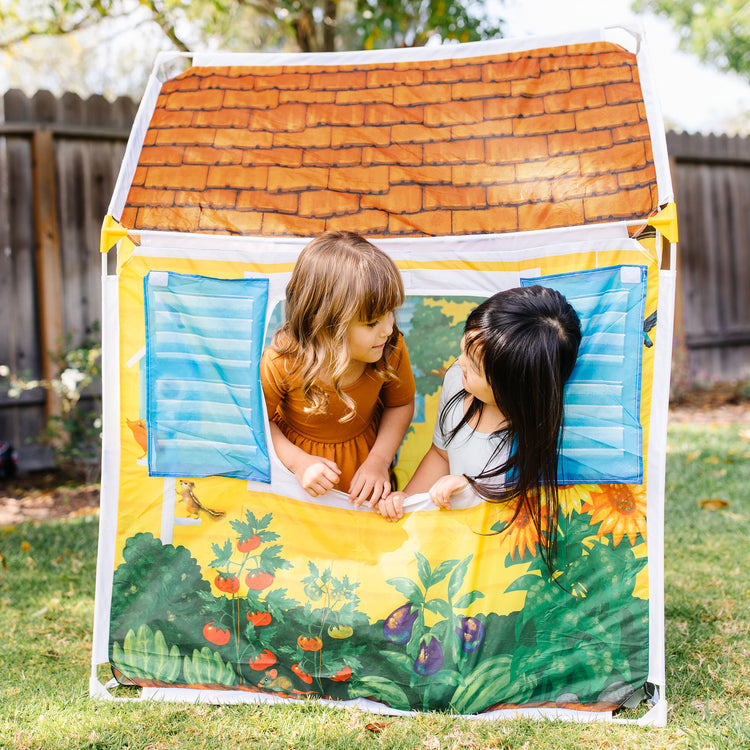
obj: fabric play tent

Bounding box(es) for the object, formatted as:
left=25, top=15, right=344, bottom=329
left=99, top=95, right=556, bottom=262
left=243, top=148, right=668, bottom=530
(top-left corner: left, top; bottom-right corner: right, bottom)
left=91, top=27, right=676, bottom=724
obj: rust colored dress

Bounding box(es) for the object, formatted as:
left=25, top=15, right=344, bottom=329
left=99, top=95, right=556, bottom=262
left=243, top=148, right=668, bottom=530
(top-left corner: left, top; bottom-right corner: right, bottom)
left=260, top=335, right=415, bottom=492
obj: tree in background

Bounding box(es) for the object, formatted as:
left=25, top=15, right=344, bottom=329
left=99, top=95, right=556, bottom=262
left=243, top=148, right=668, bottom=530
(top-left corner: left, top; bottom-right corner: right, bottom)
left=0, top=0, right=503, bottom=100
left=351, top=0, right=503, bottom=51
left=633, top=0, right=750, bottom=82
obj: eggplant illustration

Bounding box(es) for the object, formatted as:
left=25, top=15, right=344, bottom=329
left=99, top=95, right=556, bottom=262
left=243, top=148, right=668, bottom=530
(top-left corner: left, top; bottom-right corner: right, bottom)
left=383, top=603, right=418, bottom=644
left=455, top=616, right=485, bottom=652
left=413, top=637, right=443, bottom=676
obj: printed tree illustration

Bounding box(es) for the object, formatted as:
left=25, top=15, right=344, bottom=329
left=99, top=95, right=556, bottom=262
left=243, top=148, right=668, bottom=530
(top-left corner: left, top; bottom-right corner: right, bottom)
left=404, top=297, right=478, bottom=398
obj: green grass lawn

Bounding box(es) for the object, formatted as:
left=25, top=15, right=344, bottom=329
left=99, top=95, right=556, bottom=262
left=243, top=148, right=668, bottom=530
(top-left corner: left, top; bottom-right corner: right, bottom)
left=1, top=421, right=748, bottom=749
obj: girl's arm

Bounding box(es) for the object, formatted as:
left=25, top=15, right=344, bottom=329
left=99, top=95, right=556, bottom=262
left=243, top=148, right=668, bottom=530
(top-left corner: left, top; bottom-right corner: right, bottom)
left=261, top=348, right=341, bottom=497
left=349, top=401, right=414, bottom=508
left=404, top=442, right=451, bottom=494
left=379, top=362, right=471, bottom=520
left=378, top=442, right=452, bottom=521
left=268, top=420, right=341, bottom=497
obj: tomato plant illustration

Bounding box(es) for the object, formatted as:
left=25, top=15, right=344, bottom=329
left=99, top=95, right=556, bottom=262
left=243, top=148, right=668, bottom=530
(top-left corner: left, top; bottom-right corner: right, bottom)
left=331, top=665, right=352, bottom=682
left=199, top=510, right=297, bottom=680
left=327, top=624, right=353, bottom=639
left=291, top=663, right=313, bottom=684
left=269, top=561, right=368, bottom=693
left=210, top=511, right=290, bottom=596
left=237, top=534, right=260, bottom=553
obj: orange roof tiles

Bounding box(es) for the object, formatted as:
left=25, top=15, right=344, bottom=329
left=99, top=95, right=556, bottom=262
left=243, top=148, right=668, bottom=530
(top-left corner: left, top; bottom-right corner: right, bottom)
left=120, top=42, right=659, bottom=238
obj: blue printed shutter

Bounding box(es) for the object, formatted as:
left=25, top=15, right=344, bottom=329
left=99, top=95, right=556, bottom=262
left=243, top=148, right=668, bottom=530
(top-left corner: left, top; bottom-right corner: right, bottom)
left=522, top=265, right=647, bottom=484
left=144, top=272, right=270, bottom=481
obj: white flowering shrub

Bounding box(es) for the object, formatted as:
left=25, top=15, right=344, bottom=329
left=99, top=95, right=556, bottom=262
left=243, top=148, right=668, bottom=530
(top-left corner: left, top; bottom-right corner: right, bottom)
left=1, top=324, right=102, bottom=476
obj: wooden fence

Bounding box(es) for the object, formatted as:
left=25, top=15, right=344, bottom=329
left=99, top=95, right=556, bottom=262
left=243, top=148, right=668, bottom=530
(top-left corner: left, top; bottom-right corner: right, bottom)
left=0, top=89, right=748, bottom=471
left=0, top=89, right=135, bottom=470
left=666, top=131, right=750, bottom=390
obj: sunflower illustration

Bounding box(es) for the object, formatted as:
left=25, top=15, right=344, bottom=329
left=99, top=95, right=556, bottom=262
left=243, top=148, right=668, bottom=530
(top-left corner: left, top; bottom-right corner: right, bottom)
left=581, top=484, right=647, bottom=547
left=495, top=501, right=549, bottom=562
left=557, top=484, right=597, bottom=518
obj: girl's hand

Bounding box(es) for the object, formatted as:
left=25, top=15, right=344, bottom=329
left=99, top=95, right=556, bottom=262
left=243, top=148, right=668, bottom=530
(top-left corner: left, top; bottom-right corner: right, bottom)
left=267, top=421, right=341, bottom=497
left=295, top=456, right=341, bottom=497
left=348, top=455, right=391, bottom=508
left=428, top=474, right=468, bottom=510
left=378, top=491, right=407, bottom=522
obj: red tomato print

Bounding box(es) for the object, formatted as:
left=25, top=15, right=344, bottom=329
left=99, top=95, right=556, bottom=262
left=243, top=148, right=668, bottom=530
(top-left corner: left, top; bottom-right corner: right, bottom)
left=248, top=649, right=277, bottom=671
left=297, top=635, right=323, bottom=651
left=237, top=535, right=261, bottom=553
left=331, top=665, right=352, bottom=682
left=202, top=622, right=231, bottom=646
left=291, top=663, right=313, bottom=684
left=214, top=572, right=240, bottom=593
left=246, top=570, right=274, bottom=590
left=247, top=610, right=272, bottom=626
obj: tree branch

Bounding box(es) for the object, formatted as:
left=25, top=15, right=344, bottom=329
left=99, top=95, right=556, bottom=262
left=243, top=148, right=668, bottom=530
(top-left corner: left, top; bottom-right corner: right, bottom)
left=138, top=0, right=191, bottom=52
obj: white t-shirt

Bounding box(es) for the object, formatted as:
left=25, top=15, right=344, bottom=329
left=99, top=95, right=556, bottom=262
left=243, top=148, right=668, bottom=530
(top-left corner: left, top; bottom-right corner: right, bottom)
left=432, top=363, right=510, bottom=478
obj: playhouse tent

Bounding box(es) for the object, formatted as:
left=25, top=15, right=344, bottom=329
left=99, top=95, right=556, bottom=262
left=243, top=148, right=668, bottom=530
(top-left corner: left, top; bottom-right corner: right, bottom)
left=92, top=27, right=676, bottom=724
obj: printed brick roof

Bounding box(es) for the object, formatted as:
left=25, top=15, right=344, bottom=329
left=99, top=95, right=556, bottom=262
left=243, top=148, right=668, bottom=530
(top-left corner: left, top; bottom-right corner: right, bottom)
left=120, top=41, right=659, bottom=238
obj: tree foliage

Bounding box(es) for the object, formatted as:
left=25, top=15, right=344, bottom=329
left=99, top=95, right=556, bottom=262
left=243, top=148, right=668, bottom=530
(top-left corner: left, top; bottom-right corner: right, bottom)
left=351, top=0, right=503, bottom=51
left=0, top=0, right=504, bottom=99
left=634, top=0, right=750, bottom=82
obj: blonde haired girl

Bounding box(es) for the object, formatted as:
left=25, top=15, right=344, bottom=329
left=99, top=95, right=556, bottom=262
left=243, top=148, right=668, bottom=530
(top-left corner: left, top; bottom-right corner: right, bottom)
left=260, top=231, right=415, bottom=506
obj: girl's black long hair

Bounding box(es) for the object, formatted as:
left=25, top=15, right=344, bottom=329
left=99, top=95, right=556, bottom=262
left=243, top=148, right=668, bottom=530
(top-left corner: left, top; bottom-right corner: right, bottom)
left=441, top=285, right=581, bottom=574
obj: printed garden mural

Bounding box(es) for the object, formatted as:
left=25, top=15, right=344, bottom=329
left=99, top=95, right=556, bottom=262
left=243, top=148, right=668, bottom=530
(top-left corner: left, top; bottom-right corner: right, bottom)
left=109, top=481, right=648, bottom=712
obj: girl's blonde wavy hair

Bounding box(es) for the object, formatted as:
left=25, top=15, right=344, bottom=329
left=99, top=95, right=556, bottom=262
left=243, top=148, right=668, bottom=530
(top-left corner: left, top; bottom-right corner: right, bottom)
left=271, top=231, right=405, bottom=421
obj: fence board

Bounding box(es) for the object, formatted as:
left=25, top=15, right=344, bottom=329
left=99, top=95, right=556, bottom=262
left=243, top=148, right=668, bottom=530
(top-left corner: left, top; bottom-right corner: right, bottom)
left=32, top=128, right=65, bottom=417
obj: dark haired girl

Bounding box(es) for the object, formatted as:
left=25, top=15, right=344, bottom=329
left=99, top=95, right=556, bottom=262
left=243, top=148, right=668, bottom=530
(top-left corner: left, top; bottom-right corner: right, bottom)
left=378, top=285, right=581, bottom=573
